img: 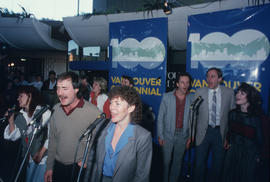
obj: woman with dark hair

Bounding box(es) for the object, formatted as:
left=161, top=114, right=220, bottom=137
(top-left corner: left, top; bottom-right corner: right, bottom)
left=4, top=86, right=51, bottom=182
left=223, top=82, right=263, bottom=182
left=88, top=86, right=152, bottom=182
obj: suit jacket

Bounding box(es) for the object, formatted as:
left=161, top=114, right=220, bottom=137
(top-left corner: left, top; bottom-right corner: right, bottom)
left=89, top=122, right=152, bottom=182
left=41, top=79, right=56, bottom=91
left=157, top=90, right=194, bottom=141
left=194, top=85, right=235, bottom=146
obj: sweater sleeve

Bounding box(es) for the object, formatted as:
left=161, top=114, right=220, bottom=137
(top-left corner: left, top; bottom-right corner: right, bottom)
left=46, top=114, right=57, bottom=170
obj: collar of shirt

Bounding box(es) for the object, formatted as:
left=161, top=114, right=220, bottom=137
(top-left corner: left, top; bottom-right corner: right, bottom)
left=209, top=85, right=220, bottom=94
left=20, top=106, right=42, bottom=135
left=105, top=123, right=134, bottom=155
left=173, top=90, right=189, bottom=98
left=103, top=123, right=134, bottom=177
left=20, top=105, right=42, bottom=125
left=49, top=80, right=56, bottom=85
left=61, top=98, right=84, bottom=116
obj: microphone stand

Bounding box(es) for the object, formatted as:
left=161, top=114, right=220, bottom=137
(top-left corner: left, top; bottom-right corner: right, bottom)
left=76, top=118, right=108, bottom=182
left=185, top=98, right=203, bottom=182
left=185, top=106, right=195, bottom=181
left=76, top=132, right=93, bottom=182
left=14, top=124, right=40, bottom=182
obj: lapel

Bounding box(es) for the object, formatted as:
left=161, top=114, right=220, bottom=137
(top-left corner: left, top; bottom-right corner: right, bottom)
left=113, top=125, right=136, bottom=177
left=171, top=91, right=176, bottom=110
left=97, top=123, right=109, bottom=177
left=172, top=92, right=176, bottom=124
left=183, top=94, right=192, bottom=128
left=219, top=86, right=225, bottom=119
left=203, top=88, right=209, bottom=115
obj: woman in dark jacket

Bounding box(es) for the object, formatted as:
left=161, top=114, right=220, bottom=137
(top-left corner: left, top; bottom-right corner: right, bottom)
left=223, top=82, right=263, bottom=182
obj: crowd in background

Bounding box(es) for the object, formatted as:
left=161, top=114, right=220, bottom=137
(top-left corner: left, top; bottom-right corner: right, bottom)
left=0, top=68, right=269, bottom=182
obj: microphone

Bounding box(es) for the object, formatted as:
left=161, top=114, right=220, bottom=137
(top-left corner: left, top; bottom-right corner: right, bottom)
left=80, top=113, right=106, bottom=140
left=194, top=97, right=203, bottom=108
left=0, top=105, right=17, bottom=123
left=8, top=105, right=17, bottom=115
left=190, top=96, right=203, bottom=107
left=28, top=105, right=51, bottom=128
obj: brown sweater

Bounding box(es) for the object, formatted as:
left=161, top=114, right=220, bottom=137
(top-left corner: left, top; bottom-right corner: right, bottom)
left=46, top=101, right=100, bottom=170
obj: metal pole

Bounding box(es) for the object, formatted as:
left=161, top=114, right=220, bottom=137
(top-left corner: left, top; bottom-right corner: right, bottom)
left=14, top=128, right=38, bottom=182
left=77, top=0, right=80, bottom=15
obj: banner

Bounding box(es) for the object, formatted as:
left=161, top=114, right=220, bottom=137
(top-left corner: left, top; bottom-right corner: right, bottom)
left=109, top=18, right=168, bottom=121
left=186, top=4, right=270, bottom=112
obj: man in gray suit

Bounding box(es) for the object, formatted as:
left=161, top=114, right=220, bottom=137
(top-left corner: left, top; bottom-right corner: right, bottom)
left=192, top=67, right=235, bottom=182
left=157, top=72, right=194, bottom=182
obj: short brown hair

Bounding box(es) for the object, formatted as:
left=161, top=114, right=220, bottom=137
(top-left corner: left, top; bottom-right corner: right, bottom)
left=108, top=86, right=142, bottom=124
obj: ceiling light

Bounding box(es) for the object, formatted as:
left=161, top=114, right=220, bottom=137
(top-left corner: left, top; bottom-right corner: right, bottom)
left=163, top=1, right=172, bottom=15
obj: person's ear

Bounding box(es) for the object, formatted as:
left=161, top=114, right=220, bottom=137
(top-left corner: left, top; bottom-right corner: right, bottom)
left=128, top=105, right=135, bottom=113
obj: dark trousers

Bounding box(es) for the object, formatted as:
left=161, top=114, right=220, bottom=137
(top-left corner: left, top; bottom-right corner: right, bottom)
left=193, top=126, right=225, bottom=182
left=53, top=160, right=85, bottom=182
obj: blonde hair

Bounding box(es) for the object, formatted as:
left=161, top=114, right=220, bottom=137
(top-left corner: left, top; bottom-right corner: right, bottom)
left=93, top=77, right=107, bottom=94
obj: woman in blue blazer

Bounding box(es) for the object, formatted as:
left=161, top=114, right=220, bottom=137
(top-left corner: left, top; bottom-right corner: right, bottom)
left=87, top=85, right=152, bottom=182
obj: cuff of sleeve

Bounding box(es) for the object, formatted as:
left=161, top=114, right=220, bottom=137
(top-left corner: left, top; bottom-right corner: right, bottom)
left=4, top=125, right=19, bottom=141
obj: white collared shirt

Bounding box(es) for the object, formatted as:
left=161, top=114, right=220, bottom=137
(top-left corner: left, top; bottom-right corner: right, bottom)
left=208, top=86, right=221, bottom=126
left=49, top=80, right=56, bottom=90
left=4, top=106, right=51, bottom=164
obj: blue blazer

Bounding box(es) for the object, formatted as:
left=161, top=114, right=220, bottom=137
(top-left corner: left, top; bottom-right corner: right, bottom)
left=89, top=122, right=152, bottom=182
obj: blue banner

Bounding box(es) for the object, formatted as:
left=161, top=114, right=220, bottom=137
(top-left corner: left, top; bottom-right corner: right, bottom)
left=186, top=4, right=270, bottom=112
left=109, top=18, right=168, bottom=121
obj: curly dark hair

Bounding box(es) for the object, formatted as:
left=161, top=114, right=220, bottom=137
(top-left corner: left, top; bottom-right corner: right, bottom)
left=18, top=85, right=44, bottom=117
left=108, top=86, right=142, bottom=124
left=236, top=82, right=263, bottom=116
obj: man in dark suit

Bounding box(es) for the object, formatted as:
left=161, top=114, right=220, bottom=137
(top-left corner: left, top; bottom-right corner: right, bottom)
left=192, top=67, right=235, bottom=182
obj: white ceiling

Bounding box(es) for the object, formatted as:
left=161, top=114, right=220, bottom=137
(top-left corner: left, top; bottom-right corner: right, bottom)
left=0, top=0, right=268, bottom=51
left=63, top=0, right=266, bottom=50
left=0, top=17, right=67, bottom=50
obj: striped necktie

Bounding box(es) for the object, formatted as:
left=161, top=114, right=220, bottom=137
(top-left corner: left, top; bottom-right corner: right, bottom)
left=210, top=91, right=216, bottom=127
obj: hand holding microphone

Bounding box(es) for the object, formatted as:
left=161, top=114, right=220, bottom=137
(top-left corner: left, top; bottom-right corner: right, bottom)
left=1, top=105, right=16, bottom=124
